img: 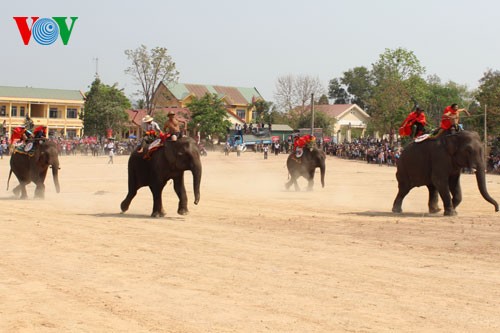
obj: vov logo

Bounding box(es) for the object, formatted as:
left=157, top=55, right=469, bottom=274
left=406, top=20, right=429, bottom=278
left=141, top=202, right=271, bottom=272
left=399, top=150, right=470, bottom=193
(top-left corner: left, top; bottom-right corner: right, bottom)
left=13, top=17, right=78, bottom=45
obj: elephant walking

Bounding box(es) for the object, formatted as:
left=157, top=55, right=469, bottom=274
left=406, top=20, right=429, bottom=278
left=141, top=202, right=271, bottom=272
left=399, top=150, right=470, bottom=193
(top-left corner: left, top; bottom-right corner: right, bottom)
left=392, top=131, right=498, bottom=216
left=120, top=137, right=202, bottom=217
left=285, top=147, right=326, bottom=191
left=8, top=140, right=61, bottom=199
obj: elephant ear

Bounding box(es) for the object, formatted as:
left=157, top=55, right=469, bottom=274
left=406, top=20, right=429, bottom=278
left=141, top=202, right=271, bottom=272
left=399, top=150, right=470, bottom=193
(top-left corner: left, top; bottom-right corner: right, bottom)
left=445, top=135, right=459, bottom=156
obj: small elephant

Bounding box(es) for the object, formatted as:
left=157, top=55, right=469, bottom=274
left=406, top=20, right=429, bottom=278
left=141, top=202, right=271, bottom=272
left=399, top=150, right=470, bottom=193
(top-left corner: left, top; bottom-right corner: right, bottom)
left=120, top=137, right=202, bottom=217
left=285, top=147, right=326, bottom=191
left=8, top=140, right=61, bottom=199
left=392, top=130, right=498, bottom=216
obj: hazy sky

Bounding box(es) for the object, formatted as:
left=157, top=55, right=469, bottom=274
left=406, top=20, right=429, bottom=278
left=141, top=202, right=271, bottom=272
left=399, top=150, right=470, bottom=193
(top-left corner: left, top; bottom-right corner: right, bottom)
left=2, top=0, right=500, bottom=102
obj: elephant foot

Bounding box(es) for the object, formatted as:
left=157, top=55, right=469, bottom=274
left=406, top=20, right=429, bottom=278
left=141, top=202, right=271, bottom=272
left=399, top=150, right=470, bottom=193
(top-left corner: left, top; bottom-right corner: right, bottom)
left=13, top=187, right=21, bottom=197
left=444, top=209, right=457, bottom=216
left=429, top=207, right=441, bottom=214
left=177, top=207, right=189, bottom=215
left=151, top=211, right=165, bottom=218
left=120, top=200, right=130, bottom=213
left=392, top=206, right=402, bottom=213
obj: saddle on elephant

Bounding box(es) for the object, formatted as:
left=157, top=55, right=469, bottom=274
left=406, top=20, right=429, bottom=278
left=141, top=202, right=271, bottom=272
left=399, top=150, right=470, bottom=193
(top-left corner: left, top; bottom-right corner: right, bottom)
left=292, top=134, right=316, bottom=158
left=141, top=131, right=174, bottom=160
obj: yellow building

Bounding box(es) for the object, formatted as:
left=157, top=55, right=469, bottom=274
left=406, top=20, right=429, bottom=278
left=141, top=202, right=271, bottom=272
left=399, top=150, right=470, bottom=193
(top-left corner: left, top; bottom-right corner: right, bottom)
left=305, top=104, right=371, bottom=142
left=153, top=82, right=264, bottom=125
left=0, top=85, right=85, bottom=138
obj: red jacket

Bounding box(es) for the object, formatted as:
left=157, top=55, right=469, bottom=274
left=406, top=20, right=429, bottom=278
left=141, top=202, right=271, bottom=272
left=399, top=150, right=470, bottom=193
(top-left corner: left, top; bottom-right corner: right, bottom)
left=399, top=111, right=426, bottom=136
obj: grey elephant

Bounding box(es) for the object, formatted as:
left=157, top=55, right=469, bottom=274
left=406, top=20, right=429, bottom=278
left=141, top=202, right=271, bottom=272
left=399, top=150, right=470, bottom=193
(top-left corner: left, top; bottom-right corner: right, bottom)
left=120, top=136, right=202, bottom=217
left=392, top=130, right=498, bottom=216
left=285, top=147, right=326, bottom=191
left=7, top=140, right=61, bottom=199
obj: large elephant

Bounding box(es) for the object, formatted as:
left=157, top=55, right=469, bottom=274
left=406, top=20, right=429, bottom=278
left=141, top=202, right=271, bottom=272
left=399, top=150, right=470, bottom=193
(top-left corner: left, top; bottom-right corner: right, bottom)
left=392, top=130, right=498, bottom=216
left=120, top=136, right=202, bottom=217
left=8, top=140, right=61, bottom=199
left=285, top=147, right=326, bottom=191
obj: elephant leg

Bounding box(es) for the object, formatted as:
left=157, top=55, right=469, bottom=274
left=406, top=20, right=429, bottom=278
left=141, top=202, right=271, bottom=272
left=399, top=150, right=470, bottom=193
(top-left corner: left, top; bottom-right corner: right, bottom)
left=285, top=174, right=300, bottom=191
left=34, top=183, right=45, bottom=199
left=437, top=187, right=456, bottom=216
left=120, top=188, right=138, bottom=213
left=306, top=171, right=315, bottom=191
left=12, top=184, right=22, bottom=197
left=392, top=185, right=411, bottom=213
left=427, top=185, right=441, bottom=213
left=149, top=183, right=165, bottom=218
left=173, top=176, right=189, bottom=215
left=449, top=175, right=462, bottom=209
left=14, top=183, right=29, bottom=199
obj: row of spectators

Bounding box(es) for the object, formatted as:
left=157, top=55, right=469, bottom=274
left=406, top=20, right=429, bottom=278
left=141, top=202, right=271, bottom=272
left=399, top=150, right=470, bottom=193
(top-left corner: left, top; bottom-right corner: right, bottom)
left=324, top=137, right=500, bottom=174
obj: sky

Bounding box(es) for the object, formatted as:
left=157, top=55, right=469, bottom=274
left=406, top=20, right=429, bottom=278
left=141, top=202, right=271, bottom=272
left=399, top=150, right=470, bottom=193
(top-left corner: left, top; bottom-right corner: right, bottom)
left=2, top=0, right=500, bottom=103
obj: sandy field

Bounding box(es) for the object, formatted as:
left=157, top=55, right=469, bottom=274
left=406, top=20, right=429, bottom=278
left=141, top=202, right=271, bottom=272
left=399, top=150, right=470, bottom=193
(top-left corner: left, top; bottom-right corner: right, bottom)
left=0, top=148, right=499, bottom=333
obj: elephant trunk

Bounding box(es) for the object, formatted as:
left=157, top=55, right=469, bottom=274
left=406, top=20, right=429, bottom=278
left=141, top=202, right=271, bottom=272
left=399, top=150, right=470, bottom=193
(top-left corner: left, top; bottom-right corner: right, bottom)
left=320, top=160, right=325, bottom=188
left=475, top=165, right=498, bottom=212
left=191, top=159, right=202, bottom=205
left=52, top=165, right=60, bottom=193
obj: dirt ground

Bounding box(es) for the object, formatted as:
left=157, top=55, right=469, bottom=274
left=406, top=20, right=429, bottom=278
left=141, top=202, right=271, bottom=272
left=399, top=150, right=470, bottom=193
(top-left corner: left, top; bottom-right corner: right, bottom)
left=0, top=149, right=499, bottom=333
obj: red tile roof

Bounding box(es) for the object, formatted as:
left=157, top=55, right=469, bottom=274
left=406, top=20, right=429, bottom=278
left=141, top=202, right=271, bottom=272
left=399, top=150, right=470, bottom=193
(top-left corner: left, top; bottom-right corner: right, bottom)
left=126, top=108, right=191, bottom=126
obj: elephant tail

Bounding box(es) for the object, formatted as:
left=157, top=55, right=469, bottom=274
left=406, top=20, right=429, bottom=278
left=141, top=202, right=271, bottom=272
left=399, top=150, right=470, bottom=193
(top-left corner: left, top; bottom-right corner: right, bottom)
left=6, top=168, right=12, bottom=191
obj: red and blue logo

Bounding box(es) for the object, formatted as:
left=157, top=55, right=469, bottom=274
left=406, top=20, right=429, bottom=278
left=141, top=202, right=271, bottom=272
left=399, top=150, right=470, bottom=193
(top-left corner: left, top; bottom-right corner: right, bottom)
left=13, top=17, right=78, bottom=45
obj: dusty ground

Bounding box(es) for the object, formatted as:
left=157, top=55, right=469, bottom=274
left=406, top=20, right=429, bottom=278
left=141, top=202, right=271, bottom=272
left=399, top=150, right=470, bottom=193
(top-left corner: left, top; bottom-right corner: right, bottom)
left=0, top=149, right=499, bottom=333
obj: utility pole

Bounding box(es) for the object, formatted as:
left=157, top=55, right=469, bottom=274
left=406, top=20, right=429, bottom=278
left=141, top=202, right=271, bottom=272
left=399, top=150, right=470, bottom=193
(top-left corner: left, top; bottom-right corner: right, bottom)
left=310, top=93, right=314, bottom=135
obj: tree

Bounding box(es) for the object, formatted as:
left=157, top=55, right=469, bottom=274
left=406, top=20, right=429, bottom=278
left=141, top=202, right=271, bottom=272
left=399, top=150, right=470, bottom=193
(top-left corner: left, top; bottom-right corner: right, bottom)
left=372, top=48, right=425, bottom=83
left=187, top=93, right=232, bottom=142
left=294, top=75, right=326, bottom=115
left=369, top=48, right=426, bottom=144
left=274, top=74, right=297, bottom=112
left=425, top=78, right=471, bottom=129
left=317, top=94, right=329, bottom=105
left=328, top=78, right=350, bottom=104
left=274, top=74, right=326, bottom=114
left=83, top=78, right=131, bottom=138
left=251, top=99, right=273, bottom=123
left=341, top=66, right=373, bottom=110
left=476, top=69, right=500, bottom=136
left=296, top=110, right=335, bottom=136
left=124, top=45, right=179, bottom=115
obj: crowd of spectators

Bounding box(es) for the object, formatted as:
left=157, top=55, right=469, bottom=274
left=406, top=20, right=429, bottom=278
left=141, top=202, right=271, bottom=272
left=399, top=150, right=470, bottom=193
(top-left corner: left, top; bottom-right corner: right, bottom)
left=324, top=136, right=500, bottom=174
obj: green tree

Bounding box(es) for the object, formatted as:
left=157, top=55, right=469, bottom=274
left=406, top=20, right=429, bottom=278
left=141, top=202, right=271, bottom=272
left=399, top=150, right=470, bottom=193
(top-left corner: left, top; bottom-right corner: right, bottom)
left=341, top=66, right=373, bottom=110
left=425, top=77, right=471, bottom=129
left=328, top=78, right=350, bottom=104
left=187, top=93, right=232, bottom=142
left=83, top=78, right=131, bottom=138
left=296, top=110, right=335, bottom=136
left=317, top=94, right=329, bottom=105
left=369, top=48, right=426, bottom=144
left=124, top=45, right=179, bottom=115
left=476, top=69, right=500, bottom=136
left=251, top=99, right=272, bottom=123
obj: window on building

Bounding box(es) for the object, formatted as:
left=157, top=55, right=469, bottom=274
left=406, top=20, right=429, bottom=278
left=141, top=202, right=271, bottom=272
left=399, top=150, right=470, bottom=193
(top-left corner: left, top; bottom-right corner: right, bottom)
left=67, top=108, right=78, bottom=118
left=0, top=105, right=6, bottom=116
left=11, top=106, right=17, bottom=117
left=20, top=106, right=25, bottom=117
left=251, top=110, right=257, bottom=121
left=236, top=109, right=246, bottom=119
left=49, top=107, right=59, bottom=118
left=66, top=129, right=77, bottom=138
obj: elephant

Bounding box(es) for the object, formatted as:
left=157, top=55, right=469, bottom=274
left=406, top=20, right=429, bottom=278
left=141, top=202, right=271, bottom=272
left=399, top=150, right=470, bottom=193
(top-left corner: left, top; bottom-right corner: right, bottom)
left=7, top=140, right=61, bottom=199
left=285, top=147, right=326, bottom=191
left=392, top=130, right=498, bottom=216
left=120, top=136, right=202, bottom=217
